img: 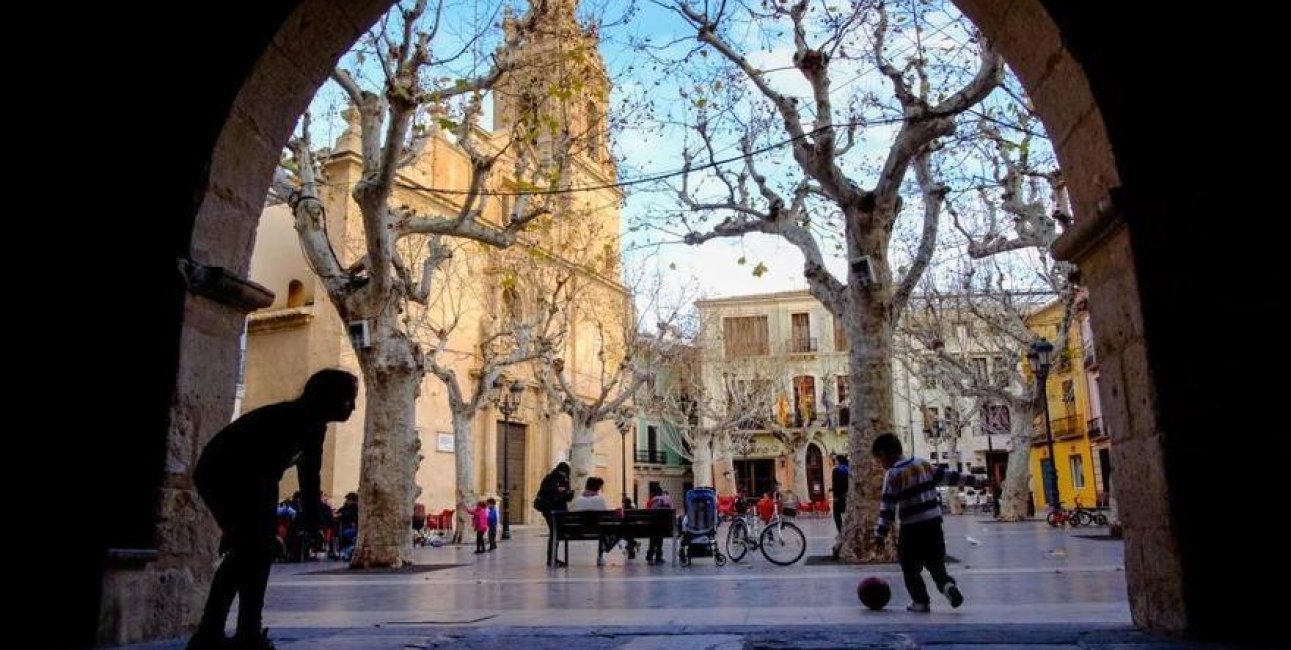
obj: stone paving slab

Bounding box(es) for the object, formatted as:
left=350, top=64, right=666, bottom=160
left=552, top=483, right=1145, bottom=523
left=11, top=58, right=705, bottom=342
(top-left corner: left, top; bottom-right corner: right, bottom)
left=110, top=624, right=1237, bottom=649
left=105, top=517, right=1243, bottom=649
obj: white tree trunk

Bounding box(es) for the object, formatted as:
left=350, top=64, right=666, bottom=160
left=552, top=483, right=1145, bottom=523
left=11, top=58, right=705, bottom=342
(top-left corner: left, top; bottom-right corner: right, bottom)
left=839, top=239, right=898, bottom=563
left=947, top=435, right=964, bottom=515
left=351, top=346, right=423, bottom=568
left=792, top=437, right=810, bottom=500
left=569, top=416, right=596, bottom=490
left=451, top=411, right=476, bottom=545
left=691, top=430, right=715, bottom=487
left=998, top=396, right=1035, bottom=522
left=715, top=431, right=736, bottom=491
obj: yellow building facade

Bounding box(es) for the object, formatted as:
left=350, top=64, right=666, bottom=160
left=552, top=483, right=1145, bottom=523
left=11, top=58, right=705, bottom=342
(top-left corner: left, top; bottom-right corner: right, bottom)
left=1025, top=298, right=1100, bottom=512
left=241, top=1, right=633, bottom=526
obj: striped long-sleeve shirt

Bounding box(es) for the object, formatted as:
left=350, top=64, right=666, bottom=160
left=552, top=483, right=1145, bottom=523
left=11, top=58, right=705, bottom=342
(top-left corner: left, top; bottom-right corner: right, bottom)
left=875, top=457, right=980, bottom=540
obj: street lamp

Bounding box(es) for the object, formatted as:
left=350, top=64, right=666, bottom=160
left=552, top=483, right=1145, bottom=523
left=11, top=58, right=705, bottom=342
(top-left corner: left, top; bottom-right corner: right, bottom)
left=1027, top=338, right=1060, bottom=511
left=493, top=378, right=525, bottom=540
left=615, top=412, right=633, bottom=506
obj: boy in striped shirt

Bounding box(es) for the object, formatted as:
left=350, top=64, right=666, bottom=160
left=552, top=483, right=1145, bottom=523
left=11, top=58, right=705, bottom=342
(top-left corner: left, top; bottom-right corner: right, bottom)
left=872, top=432, right=978, bottom=612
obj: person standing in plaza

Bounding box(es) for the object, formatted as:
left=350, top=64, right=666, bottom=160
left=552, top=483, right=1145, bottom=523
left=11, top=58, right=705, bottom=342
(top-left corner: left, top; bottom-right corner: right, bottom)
left=831, top=455, right=849, bottom=532
left=486, top=498, right=499, bottom=551
left=535, top=461, right=574, bottom=566
left=644, top=484, right=673, bottom=564
left=188, top=368, right=358, bottom=650
left=871, top=432, right=980, bottom=613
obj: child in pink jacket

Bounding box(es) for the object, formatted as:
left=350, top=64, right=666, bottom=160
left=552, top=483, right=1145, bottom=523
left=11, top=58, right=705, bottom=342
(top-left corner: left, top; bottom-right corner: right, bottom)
left=467, top=500, right=489, bottom=553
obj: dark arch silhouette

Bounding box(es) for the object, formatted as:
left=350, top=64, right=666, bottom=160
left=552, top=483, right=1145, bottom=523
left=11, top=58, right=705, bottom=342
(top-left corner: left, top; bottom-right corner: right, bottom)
left=77, top=1, right=1274, bottom=646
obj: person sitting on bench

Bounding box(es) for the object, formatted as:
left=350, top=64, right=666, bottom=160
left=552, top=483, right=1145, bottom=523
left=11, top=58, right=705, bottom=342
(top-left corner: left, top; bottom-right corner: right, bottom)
left=570, top=476, right=616, bottom=566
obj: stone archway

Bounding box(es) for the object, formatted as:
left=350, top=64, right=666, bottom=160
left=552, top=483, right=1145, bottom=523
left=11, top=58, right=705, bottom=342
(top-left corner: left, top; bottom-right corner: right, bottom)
left=97, top=0, right=1271, bottom=645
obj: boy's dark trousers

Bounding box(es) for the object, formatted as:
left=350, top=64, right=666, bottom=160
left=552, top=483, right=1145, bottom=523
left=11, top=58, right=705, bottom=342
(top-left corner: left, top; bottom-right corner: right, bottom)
left=647, top=535, right=663, bottom=561
left=897, top=519, right=954, bottom=605
left=475, top=530, right=486, bottom=552
left=488, top=524, right=497, bottom=550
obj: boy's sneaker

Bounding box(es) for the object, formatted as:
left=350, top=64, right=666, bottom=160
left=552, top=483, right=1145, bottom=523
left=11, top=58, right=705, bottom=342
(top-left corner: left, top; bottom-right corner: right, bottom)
left=596, top=555, right=606, bottom=567
left=943, top=583, right=964, bottom=608
left=185, top=630, right=229, bottom=650
left=906, top=602, right=930, bottom=613
left=233, top=627, right=276, bottom=650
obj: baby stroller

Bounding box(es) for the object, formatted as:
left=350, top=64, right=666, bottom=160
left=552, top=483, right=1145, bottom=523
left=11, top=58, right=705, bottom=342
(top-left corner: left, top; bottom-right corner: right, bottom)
left=678, top=487, right=727, bottom=566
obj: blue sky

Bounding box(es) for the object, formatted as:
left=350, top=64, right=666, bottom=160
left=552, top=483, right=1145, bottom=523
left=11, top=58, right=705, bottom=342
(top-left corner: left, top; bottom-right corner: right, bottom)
left=301, top=0, right=1055, bottom=306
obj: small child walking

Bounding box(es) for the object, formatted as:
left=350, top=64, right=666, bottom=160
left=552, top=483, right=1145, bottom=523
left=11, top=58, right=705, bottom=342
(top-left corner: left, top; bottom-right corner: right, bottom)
left=468, top=500, right=489, bottom=553
left=486, top=497, right=499, bottom=551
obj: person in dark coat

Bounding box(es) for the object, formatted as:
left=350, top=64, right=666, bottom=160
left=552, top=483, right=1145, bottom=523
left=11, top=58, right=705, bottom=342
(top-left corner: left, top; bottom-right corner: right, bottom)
left=534, top=461, right=574, bottom=566
left=188, top=368, right=358, bottom=650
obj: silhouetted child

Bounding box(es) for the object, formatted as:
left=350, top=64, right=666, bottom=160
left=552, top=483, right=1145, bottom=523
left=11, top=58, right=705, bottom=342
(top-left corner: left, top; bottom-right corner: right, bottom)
left=486, top=498, right=499, bottom=551
left=872, top=432, right=980, bottom=613
left=468, top=500, right=488, bottom=553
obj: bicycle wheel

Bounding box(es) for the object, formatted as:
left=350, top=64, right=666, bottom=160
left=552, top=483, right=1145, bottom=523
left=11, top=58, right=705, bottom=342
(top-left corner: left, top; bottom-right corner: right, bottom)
left=759, top=521, right=806, bottom=566
left=726, top=520, right=749, bottom=562
left=1094, top=513, right=1108, bottom=526
left=1046, top=510, right=1063, bottom=527
left=1071, top=510, right=1091, bottom=527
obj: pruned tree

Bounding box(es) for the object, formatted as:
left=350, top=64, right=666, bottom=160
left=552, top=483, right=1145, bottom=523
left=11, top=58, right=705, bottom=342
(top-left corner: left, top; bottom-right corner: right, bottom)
left=648, top=347, right=781, bottom=488
left=898, top=106, right=1077, bottom=521
left=406, top=241, right=563, bottom=543
left=648, top=0, right=1004, bottom=561
left=509, top=211, right=676, bottom=490
left=270, top=0, right=608, bottom=567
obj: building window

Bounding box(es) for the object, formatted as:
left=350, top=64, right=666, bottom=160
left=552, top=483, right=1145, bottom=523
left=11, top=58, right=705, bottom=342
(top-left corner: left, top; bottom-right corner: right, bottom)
left=836, top=375, right=850, bottom=426
left=972, top=357, right=988, bottom=381
left=979, top=403, right=1010, bottom=435
left=923, top=406, right=940, bottom=436
left=992, top=356, right=1007, bottom=382
left=723, top=316, right=769, bottom=357
left=793, top=375, right=816, bottom=426
left=953, top=322, right=970, bottom=345
left=1062, top=379, right=1075, bottom=406
left=833, top=316, right=848, bottom=352
left=287, top=279, right=307, bottom=308
left=789, top=313, right=815, bottom=352
left=1069, top=454, right=1086, bottom=489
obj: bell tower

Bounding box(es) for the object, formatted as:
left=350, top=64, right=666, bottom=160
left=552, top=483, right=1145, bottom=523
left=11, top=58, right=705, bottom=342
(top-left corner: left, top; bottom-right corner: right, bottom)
left=493, top=0, right=613, bottom=180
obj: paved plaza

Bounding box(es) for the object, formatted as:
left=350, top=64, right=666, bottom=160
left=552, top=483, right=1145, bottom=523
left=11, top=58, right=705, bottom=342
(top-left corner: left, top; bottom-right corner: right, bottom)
left=112, top=515, right=1230, bottom=648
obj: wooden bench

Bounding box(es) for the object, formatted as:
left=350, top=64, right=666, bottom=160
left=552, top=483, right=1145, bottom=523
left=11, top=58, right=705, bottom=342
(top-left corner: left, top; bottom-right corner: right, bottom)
left=550, top=509, right=677, bottom=566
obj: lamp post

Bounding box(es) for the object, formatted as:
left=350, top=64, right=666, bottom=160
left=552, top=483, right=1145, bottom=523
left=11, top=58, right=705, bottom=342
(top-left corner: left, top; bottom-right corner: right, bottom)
left=1027, top=338, right=1060, bottom=511
left=493, top=378, right=524, bottom=540
left=615, top=413, right=632, bottom=506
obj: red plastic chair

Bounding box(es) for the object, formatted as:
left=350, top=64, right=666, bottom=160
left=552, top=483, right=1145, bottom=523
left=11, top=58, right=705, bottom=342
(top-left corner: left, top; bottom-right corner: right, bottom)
left=813, top=499, right=830, bottom=516
left=717, top=496, right=736, bottom=519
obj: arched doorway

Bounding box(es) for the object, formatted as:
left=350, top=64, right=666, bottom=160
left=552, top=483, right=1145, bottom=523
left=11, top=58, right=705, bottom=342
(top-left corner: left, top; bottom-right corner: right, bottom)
left=90, top=0, right=1275, bottom=645
left=805, top=443, right=825, bottom=502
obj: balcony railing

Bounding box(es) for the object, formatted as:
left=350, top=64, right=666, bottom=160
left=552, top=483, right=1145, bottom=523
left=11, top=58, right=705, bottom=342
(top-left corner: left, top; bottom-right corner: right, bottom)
left=788, top=336, right=818, bottom=354
left=635, top=449, right=668, bottom=464
left=736, top=416, right=771, bottom=431
left=1087, top=416, right=1107, bottom=439
left=1050, top=414, right=1086, bottom=440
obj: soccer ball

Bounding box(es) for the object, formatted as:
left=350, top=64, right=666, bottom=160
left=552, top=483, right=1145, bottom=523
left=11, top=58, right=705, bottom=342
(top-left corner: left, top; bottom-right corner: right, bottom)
left=857, top=576, right=891, bottom=610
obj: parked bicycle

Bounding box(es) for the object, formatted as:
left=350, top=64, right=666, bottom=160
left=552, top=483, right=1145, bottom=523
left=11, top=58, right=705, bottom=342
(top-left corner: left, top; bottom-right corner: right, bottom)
left=1045, top=497, right=1108, bottom=527
left=725, top=496, right=807, bottom=566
